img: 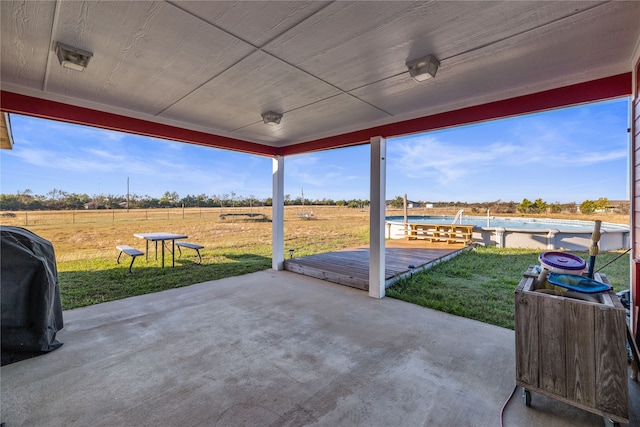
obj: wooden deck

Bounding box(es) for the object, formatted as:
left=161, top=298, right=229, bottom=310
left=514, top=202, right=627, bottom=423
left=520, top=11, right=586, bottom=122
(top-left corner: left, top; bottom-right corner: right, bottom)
left=284, top=239, right=469, bottom=291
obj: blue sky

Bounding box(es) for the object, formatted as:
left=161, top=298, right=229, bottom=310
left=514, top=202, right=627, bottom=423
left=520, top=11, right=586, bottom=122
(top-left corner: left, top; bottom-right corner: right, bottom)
left=0, top=98, right=630, bottom=203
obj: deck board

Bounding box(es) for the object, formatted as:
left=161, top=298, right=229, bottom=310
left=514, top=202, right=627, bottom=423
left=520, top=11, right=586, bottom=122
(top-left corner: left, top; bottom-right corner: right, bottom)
left=284, top=240, right=467, bottom=290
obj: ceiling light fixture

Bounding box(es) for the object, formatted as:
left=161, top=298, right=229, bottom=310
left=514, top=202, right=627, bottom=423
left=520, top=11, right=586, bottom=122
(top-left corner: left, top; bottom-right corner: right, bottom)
left=406, top=54, right=440, bottom=82
left=55, top=42, right=93, bottom=72
left=261, top=111, right=283, bottom=125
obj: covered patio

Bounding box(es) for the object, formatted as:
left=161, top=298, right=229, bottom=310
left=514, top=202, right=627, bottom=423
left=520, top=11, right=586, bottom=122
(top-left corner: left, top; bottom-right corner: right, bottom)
left=2, top=1, right=640, bottom=425
left=2, top=270, right=638, bottom=426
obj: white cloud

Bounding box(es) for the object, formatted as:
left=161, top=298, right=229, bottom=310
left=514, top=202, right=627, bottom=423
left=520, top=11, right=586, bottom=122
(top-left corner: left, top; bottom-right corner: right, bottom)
left=287, top=154, right=360, bottom=187
left=389, top=136, right=521, bottom=183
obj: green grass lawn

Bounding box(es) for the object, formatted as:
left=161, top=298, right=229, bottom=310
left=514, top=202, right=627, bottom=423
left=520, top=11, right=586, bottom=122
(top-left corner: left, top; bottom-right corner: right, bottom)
left=386, top=246, right=630, bottom=330
left=58, top=247, right=272, bottom=310
left=58, top=242, right=630, bottom=332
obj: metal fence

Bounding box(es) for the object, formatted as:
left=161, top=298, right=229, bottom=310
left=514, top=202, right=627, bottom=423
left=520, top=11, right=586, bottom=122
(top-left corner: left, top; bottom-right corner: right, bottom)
left=0, top=206, right=273, bottom=226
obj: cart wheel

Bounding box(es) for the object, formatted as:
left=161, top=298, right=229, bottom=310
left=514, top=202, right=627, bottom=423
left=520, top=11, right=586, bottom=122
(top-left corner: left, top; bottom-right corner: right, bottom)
left=603, top=418, right=620, bottom=427
left=523, top=389, right=531, bottom=407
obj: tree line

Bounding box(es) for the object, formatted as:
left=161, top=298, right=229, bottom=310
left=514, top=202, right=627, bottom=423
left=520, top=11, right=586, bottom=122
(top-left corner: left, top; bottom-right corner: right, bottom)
left=1, top=189, right=624, bottom=214
left=386, top=196, right=625, bottom=215
left=516, top=197, right=617, bottom=215
left=0, top=189, right=370, bottom=211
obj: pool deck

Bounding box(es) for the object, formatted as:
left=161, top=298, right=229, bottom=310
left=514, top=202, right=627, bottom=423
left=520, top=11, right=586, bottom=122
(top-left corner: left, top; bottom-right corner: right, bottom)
left=385, top=217, right=630, bottom=251
left=284, top=239, right=468, bottom=290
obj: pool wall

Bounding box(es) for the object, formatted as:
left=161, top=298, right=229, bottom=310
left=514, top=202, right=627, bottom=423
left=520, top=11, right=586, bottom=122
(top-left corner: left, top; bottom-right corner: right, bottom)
left=385, top=220, right=630, bottom=251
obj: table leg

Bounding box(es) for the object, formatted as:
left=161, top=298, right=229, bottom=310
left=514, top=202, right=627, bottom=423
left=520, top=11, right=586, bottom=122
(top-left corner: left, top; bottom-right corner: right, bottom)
left=161, top=239, right=165, bottom=268
left=172, top=240, right=175, bottom=267
left=145, top=240, right=149, bottom=262
left=155, top=241, right=158, bottom=261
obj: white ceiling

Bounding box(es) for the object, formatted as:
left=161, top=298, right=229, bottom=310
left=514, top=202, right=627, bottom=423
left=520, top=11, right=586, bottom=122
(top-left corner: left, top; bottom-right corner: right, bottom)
left=1, top=1, right=639, bottom=152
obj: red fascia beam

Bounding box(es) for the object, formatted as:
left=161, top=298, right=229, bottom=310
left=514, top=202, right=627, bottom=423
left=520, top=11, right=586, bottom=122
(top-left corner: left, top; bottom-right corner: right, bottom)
left=0, top=91, right=277, bottom=157
left=279, top=73, right=632, bottom=156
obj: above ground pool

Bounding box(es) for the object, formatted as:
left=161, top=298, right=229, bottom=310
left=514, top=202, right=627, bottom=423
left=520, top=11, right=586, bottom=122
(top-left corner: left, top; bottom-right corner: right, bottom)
left=385, top=215, right=630, bottom=251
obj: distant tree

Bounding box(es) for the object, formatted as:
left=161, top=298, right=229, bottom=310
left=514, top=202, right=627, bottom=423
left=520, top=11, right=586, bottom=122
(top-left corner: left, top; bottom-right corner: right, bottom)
left=0, top=194, right=21, bottom=210
left=549, top=203, right=562, bottom=214
left=138, top=195, right=159, bottom=208
left=503, top=201, right=517, bottom=213
left=127, top=193, right=140, bottom=208
left=594, top=197, right=609, bottom=211
left=566, top=203, right=578, bottom=213
left=580, top=200, right=596, bottom=214
left=47, top=188, right=68, bottom=209
left=18, top=189, right=34, bottom=208
left=159, top=191, right=179, bottom=207
left=103, top=194, right=122, bottom=209
left=180, top=194, right=199, bottom=207
left=65, top=193, right=90, bottom=210
left=532, top=198, right=548, bottom=213
left=194, top=193, right=210, bottom=207
left=389, top=196, right=404, bottom=209
left=517, top=198, right=534, bottom=213
left=89, top=195, right=106, bottom=209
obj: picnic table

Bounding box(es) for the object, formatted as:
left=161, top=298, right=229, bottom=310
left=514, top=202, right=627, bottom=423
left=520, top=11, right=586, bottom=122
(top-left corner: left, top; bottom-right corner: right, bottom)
left=133, top=232, right=187, bottom=268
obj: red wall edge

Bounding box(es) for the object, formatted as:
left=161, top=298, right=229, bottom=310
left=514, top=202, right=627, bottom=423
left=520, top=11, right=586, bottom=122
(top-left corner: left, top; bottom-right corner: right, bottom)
left=0, top=91, right=278, bottom=157
left=2, top=74, right=631, bottom=158
left=279, top=73, right=632, bottom=156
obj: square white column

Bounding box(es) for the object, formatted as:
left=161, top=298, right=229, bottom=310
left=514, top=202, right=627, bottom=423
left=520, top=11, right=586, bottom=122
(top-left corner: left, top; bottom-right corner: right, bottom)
left=272, top=156, right=285, bottom=270
left=369, top=136, right=386, bottom=298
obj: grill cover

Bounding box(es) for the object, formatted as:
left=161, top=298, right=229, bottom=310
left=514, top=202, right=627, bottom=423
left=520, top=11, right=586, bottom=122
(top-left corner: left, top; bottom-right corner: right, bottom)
left=1, top=226, right=63, bottom=365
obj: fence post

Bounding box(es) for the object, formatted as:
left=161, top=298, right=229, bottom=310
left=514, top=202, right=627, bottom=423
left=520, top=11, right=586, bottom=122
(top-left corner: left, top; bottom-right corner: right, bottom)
left=25, top=211, right=28, bottom=226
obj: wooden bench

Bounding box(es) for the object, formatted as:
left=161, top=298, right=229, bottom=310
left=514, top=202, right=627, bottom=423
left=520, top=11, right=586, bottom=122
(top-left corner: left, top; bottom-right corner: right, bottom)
left=175, top=242, right=204, bottom=264
left=407, top=224, right=474, bottom=244
left=116, top=245, right=144, bottom=273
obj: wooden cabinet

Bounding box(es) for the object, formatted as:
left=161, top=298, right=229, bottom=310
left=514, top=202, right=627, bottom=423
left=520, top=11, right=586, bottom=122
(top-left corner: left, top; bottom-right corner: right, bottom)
left=515, top=267, right=629, bottom=424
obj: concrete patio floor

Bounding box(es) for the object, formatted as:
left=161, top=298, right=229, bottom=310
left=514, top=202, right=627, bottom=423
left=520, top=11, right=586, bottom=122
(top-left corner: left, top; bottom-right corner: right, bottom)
left=1, top=270, right=637, bottom=426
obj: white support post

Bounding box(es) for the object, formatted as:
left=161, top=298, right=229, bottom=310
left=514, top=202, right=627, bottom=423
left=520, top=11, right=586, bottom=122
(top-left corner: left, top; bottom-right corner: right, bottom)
left=369, top=136, right=386, bottom=298
left=272, top=156, right=285, bottom=271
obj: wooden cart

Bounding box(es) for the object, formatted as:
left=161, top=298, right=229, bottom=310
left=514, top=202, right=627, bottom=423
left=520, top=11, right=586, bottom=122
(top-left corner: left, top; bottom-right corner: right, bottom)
left=514, top=266, right=629, bottom=425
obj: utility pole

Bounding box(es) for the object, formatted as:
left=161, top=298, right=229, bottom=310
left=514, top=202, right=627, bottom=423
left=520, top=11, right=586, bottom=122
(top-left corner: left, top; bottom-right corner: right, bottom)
left=127, top=177, right=130, bottom=212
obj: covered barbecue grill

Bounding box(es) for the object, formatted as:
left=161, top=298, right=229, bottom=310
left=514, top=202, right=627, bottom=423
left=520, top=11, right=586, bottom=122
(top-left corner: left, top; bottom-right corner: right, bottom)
left=1, top=226, right=64, bottom=365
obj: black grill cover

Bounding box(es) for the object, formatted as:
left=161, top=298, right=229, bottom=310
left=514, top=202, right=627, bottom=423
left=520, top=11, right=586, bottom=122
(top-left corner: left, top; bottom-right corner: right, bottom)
left=1, top=226, right=63, bottom=365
